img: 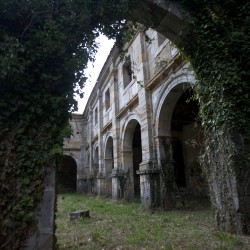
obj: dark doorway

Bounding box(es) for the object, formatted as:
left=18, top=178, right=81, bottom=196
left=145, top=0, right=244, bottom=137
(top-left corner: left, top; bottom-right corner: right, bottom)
left=57, top=155, right=77, bottom=193
left=172, top=137, right=186, bottom=187
left=132, top=123, right=142, bottom=198
left=171, top=89, right=199, bottom=189
left=105, top=137, right=114, bottom=196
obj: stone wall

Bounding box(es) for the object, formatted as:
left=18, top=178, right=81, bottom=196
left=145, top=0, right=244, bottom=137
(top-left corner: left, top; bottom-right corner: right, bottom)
left=23, top=170, right=56, bottom=250
left=65, top=28, right=205, bottom=208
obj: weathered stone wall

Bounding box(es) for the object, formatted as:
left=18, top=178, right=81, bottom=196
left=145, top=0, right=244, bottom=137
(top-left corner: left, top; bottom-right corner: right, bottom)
left=63, top=114, right=85, bottom=192
left=67, top=28, right=204, bottom=208
left=23, top=170, right=56, bottom=250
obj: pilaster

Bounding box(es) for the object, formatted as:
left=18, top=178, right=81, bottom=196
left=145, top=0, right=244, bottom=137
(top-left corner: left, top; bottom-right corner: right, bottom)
left=137, top=160, right=160, bottom=208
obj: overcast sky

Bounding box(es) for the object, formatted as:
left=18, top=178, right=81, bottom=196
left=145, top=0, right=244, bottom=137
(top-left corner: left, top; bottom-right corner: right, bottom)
left=74, top=35, right=115, bottom=114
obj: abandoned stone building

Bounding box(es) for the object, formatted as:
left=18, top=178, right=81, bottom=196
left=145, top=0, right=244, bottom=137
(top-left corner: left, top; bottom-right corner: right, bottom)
left=62, top=28, right=207, bottom=208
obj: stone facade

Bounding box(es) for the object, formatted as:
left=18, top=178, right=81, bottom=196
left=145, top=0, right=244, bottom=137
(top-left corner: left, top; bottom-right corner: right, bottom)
left=63, top=28, right=207, bottom=207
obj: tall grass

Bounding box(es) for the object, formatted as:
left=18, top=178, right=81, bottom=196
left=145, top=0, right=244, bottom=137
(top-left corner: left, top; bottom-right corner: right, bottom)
left=56, top=194, right=249, bottom=249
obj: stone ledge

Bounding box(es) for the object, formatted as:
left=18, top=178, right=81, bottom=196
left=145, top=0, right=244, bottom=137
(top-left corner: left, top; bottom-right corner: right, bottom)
left=136, top=169, right=160, bottom=175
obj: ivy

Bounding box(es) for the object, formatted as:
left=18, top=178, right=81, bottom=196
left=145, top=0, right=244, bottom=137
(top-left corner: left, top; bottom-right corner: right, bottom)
left=176, top=0, right=250, bottom=234
left=0, top=0, right=148, bottom=248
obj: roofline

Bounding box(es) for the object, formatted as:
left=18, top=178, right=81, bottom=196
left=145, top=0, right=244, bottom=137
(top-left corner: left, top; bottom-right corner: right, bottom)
left=83, top=43, right=119, bottom=118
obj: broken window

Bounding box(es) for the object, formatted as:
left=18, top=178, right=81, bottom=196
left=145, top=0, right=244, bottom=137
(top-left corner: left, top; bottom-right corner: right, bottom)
left=123, top=55, right=132, bottom=88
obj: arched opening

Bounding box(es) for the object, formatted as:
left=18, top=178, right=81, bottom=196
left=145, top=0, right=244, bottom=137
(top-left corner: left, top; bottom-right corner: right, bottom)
left=122, top=119, right=142, bottom=201
left=157, top=83, right=206, bottom=201
left=57, top=155, right=77, bottom=193
left=171, top=89, right=205, bottom=195
left=132, top=123, right=142, bottom=198
left=104, top=136, right=114, bottom=196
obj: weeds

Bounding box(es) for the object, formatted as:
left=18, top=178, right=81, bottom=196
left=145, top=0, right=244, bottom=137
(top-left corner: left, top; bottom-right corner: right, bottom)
left=56, top=194, right=250, bottom=249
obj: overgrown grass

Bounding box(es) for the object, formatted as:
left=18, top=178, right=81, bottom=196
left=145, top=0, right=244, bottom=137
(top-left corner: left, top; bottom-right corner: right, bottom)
left=56, top=194, right=250, bottom=249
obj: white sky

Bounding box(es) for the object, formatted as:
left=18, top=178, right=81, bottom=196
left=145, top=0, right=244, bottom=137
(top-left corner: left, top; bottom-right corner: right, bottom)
left=74, top=35, right=115, bottom=114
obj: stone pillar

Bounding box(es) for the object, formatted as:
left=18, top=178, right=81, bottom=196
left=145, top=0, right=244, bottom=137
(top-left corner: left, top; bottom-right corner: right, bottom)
left=121, top=150, right=134, bottom=201
left=137, top=161, right=160, bottom=208
left=77, top=145, right=86, bottom=193
left=97, top=172, right=105, bottom=197
left=97, top=91, right=104, bottom=197
left=24, top=169, right=56, bottom=250
left=136, top=30, right=154, bottom=163
left=88, top=110, right=93, bottom=194
left=111, top=168, right=121, bottom=200
left=155, top=135, right=176, bottom=210
left=110, top=65, right=121, bottom=201
left=104, top=158, right=113, bottom=197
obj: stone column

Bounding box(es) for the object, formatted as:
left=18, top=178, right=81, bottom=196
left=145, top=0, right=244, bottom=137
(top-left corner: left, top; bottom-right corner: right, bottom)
left=97, top=91, right=104, bottom=197
left=97, top=172, right=105, bottom=197
left=135, top=30, right=159, bottom=208
left=110, top=64, right=121, bottom=201
left=155, top=135, right=176, bottom=210
left=111, top=168, right=122, bottom=200
left=137, top=161, right=160, bottom=208
left=104, top=158, right=113, bottom=197
left=136, top=30, right=154, bottom=163
left=88, top=109, right=93, bottom=194
left=121, top=150, right=134, bottom=201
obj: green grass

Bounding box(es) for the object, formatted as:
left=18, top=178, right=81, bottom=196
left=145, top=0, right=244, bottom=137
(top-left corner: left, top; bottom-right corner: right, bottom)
left=56, top=194, right=250, bottom=250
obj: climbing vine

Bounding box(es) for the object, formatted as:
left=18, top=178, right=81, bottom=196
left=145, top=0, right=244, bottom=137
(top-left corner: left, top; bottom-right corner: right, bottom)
left=175, top=0, right=250, bottom=234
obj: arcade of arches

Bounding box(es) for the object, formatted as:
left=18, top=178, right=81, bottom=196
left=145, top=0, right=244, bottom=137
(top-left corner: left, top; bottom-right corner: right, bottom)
left=61, top=1, right=249, bottom=233
left=64, top=28, right=207, bottom=208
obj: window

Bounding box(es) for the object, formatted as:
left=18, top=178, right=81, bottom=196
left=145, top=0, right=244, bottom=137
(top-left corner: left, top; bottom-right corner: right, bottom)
left=123, top=55, right=132, bottom=88
left=94, top=108, right=98, bottom=125
left=105, top=88, right=110, bottom=110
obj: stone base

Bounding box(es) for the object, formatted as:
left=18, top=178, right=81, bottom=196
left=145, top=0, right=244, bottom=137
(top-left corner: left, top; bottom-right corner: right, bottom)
left=69, top=210, right=90, bottom=220
left=137, top=161, right=161, bottom=209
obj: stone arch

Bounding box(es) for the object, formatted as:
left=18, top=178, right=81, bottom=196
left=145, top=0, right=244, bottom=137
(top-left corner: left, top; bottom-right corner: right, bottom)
left=57, top=155, right=77, bottom=193
left=154, top=70, right=195, bottom=137
left=104, top=135, right=114, bottom=172
left=146, top=0, right=187, bottom=44
left=121, top=115, right=142, bottom=201
left=155, top=74, right=206, bottom=196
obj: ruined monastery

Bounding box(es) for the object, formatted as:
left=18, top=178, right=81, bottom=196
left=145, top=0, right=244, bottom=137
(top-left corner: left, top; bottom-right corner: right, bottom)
left=61, top=28, right=207, bottom=208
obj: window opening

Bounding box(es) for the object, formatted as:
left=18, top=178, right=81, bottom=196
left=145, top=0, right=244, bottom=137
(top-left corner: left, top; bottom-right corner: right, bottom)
left=123, top=55, right=132, bottom=88
left=105, top=88, right=110, bottom=110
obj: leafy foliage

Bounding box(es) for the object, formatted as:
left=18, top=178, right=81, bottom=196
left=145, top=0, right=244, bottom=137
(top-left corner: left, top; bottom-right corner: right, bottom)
left=176, top=0, right=250, bottom=234
left=0, top=0, right=147, bottom=248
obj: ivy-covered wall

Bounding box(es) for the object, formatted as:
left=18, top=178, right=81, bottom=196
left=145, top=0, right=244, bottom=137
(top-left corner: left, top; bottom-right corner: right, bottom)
left=176, top=0, right=250, bottom=234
